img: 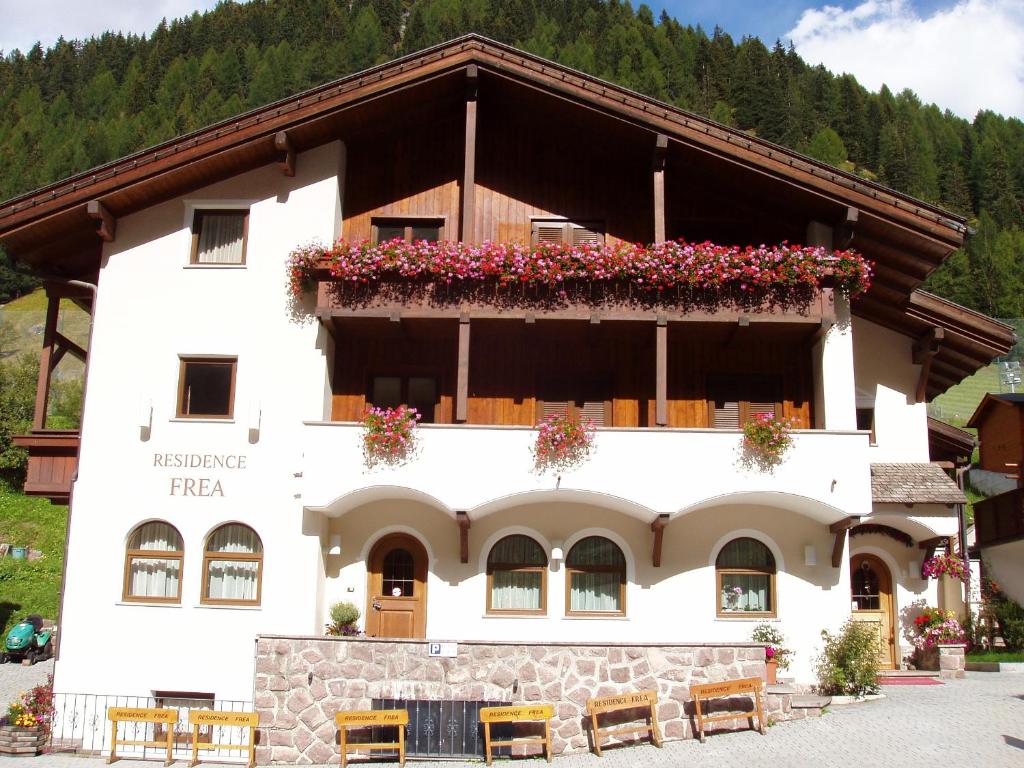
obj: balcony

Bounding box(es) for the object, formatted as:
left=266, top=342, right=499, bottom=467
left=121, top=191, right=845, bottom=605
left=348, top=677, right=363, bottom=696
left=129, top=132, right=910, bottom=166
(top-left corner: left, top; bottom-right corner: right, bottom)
left=300, top=423, right=871, bottom=522
left=13, top=430, right=80, bottom=504
left=974, top=488, right=1024, bottom=548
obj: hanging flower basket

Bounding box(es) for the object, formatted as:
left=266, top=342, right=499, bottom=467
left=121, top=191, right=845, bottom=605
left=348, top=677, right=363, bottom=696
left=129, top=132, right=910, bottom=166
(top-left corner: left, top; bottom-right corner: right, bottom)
left=532, top=412, right=596, bottom=474
left=741, top=413, right=795, bottom=470
left=922, top=553, right=970, bottom=582
left=360, top=405, right=420, bottom=470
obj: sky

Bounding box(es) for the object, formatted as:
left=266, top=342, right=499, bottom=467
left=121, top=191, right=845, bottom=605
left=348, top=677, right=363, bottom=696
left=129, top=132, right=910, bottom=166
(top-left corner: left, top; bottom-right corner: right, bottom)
left=1, top=0, right=1021, bottom=120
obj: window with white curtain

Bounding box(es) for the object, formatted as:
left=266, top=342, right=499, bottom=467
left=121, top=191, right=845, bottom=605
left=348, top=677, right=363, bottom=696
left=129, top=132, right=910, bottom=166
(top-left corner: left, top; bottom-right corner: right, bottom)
left=190, top=209, right=248, bottom=264
left=716, top=537, right=776, bottom=617
left=566, top=536, right=626, bottom=616
left=486, top=535, right=547, bottom=614
left=202, top=523, right=263, bottom=605
left=123, top=521, right=184, bottom=602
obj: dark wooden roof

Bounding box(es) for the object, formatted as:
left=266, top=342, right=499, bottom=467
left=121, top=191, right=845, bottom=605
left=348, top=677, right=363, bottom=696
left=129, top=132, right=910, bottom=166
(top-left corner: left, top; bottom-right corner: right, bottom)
left=966, top=392, right=1024, bottom=428
left=871, top=463, right=966, bottom=505
left=0, top=34, right=1014, bottom=392
left=927, top=417, right=975, bottom=464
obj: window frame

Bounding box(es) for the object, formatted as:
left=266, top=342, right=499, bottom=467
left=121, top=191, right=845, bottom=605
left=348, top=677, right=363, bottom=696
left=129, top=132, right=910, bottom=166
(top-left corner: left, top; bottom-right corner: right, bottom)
left=366, top=372, right=441, bottom=423
left=121, top=521, right=184, bottom=604
left=715, top=537, right=777, bottom=619
left=200, top=523, right=264, bottom=607
left=706, top=374, right=783, bottom=429
left=176, top=356, right=238, bottom=420
left=564, top=536, right=627, bottom=617
left=189, top=208, right=250, bottom=265
left=370, top=216, right=446, bottom=245
left=485, top=534, right=548, bottom=616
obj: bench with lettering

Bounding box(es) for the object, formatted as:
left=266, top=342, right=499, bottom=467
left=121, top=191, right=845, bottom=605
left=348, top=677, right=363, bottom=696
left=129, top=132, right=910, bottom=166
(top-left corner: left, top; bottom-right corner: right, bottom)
left=107, top=707, right=177, bottom=767
left=187, top=710, right=258, bottom=768
left=689, top=677, right=766, bottom=743
left=335, top=709, right=408, bottom=768
left=585, top=690, right=662, bottom=757
left=479, top=704, right=554, bottom=765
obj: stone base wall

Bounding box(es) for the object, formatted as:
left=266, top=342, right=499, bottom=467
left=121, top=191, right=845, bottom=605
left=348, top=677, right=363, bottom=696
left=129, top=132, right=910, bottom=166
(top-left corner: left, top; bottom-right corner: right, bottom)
left=254, top=635, right=804, bottom=765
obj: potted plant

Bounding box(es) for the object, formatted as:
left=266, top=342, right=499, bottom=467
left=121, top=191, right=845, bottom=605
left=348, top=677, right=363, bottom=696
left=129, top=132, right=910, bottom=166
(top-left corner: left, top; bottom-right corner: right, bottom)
left=532, top=412, right=596, bottom=474
left=325, top=601, right=362, bottom=636
left=751, top=623, right=791, bottom=684
left=0, top=676, right=52, bottom=756
left=910, top=607, right=966, bottom=670
left=360, top=404, right=420, bottom=470
left=741, top=413, right=795, bottom=470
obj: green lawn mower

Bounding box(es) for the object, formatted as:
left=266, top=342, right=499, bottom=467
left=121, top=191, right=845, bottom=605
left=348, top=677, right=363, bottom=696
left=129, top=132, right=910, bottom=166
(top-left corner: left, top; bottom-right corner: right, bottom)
left=0, top=615, right=54, bottom=665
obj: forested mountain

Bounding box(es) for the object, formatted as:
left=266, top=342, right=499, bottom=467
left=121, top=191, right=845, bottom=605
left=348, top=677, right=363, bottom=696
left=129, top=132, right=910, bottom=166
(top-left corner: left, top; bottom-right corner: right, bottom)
left=1, top=0, right=1022, bottom=316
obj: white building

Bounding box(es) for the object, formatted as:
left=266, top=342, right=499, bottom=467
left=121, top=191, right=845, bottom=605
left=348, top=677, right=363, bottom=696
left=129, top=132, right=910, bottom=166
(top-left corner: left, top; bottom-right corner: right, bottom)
left=1, top=35, right=1013, bottom=759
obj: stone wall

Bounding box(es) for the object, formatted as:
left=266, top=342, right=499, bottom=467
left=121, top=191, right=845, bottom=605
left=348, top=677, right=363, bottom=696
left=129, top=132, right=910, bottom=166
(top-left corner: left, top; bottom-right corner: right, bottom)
left=253, top=635, right=811, bottom=765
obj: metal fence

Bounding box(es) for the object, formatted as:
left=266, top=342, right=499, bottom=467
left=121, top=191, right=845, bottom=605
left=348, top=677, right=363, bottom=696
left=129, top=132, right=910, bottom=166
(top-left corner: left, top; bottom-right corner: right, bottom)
left=48, top=693, right=253, bottom=760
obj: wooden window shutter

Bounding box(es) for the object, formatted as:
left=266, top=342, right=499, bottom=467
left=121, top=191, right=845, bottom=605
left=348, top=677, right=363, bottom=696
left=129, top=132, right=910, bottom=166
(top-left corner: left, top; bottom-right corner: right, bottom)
left=713, top=401, right=741, bottom=429
left=579, top=400, right=606, bottom=427
left=571, top=223, right=604, bottom=246
left=748, top=401, right=777, bottom=419
left=533, top=222, right=568, bottom=245
left=542, top=401, right=570, bottom=418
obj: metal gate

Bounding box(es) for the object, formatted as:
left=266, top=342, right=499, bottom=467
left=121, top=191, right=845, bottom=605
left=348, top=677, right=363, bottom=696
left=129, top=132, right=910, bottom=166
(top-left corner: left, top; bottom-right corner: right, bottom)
left=368, top=699, right=513, bottom=759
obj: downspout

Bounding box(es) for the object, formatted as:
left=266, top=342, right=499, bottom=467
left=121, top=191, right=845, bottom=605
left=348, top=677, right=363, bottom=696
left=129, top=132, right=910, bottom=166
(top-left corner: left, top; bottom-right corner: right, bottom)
left=955, top=464, right=970, bottom=626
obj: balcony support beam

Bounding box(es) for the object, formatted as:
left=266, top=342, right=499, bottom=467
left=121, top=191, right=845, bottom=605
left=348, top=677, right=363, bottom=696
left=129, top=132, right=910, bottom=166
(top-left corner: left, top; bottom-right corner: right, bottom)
left=456, top=314, right=470, bottom=422
left=457, top=511, right=471, bottom=564
left=912, top=327, right=944, bottom=403
left=653, top=134, right=667, bottom=243
left=651, top=514, right=669, bottom=567
left=32, top=293, right=61, bottom=431
left=829, top=516, right=861, bottom=568
left=274, top=131, right=296, bottom=177
left=656, top=315, right=667, bottom=426
left=460, top=65, right=479, bottom=243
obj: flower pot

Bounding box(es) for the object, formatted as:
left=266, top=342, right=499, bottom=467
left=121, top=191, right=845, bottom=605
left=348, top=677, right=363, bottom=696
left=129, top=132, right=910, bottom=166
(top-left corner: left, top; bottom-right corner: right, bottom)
left=0, top=724, right=46, bottom=756
left=766, top=659, right=778, bottom=684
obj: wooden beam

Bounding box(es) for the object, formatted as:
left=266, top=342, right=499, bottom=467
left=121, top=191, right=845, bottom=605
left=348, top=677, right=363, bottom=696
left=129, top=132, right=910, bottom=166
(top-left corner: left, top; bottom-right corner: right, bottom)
left=913, top=326, right=945, bottom=403
left=86, top=200, right=116, bottom=242
left=837, top=207, right=858, bottom=248
left=456, top=315, right=470, bottom=423
left=829, top=516, right=861, bottom=568
left=32, top=294, right=60, bottom=430
left=55, top=332, right=86, bottom=363
left=460, top=65, right=479, bottom=243
left=274, top=131, right=296, bottom=177
left=456, top=511, right=471, bottom=564
left=653, top=134, right=667, bottom=244
left=651, top=514, right=669, bottom=567
left=918, top=535, right=952, bottom=577
left=725, top=316, right=750, bottom=348
left=655, top=315, right=667, bottom=426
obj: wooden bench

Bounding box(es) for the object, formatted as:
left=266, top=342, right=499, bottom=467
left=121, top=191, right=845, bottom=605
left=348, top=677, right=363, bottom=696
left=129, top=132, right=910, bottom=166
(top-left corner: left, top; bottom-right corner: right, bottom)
left=479, top=704, right=554, bottom=765
left=107, top=707, right=177, bottom=766
left=689, top=677, right=766, bottom=743
left=188, top=710, right=258, bottom=768
left=335, top=709, right=408, bottom=767
left=586, top=690, right=662, bottom=757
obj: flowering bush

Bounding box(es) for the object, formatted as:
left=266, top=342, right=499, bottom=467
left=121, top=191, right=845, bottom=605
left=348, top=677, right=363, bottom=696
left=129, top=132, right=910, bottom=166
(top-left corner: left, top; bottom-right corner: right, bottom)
left=752, top=623, right=792, bottom=670
left=741, top=413, right=795, bottom=470
left=287, top=238, right=872, bottom=297
left=922, top=553, right=970, bottom=582
left=360, top=405, right=420, bottom=469
left=911, top=607, right=966, bottom=649
left=532, top=412, right=596, bottom=474
left=4, top=676, right=52, bottom=734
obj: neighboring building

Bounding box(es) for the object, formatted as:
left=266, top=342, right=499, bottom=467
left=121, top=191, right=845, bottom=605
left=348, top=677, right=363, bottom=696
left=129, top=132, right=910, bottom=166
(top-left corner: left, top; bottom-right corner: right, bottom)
left=967, top=393, right=1024, bottom=496
left=0, top=35, right=1014, bottom=759
left=927, top=416, right=975, bottom=466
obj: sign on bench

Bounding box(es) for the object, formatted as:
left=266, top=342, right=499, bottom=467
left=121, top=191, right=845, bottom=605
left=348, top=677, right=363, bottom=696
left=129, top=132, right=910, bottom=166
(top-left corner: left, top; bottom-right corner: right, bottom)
left=107, top=707, right=177, bottom=767
left=188, top=710, right=258, bottom=768
left=585, top=690, right=662, bottom=757
left=335, top=710, right=409, bottom=768
left=479, top=705, right=554, bottom=765
left=689, top=677, right=766, bottom=743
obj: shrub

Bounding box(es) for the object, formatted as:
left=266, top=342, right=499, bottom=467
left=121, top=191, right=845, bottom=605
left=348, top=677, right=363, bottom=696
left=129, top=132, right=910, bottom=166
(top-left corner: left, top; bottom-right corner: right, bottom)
left=815, top=619, right=881, bottom=697
left=326, top=601, right=361, bottom=636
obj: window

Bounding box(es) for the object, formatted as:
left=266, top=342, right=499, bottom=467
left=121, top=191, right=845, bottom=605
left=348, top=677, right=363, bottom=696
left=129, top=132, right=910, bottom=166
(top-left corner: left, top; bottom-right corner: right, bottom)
left=190, top=209, right=248, bottom=264
left=707, top=375, right=781, bottom=429
left=487, top=535, right=547, bottom=614
left=566, top=536, right=626, bottom=615
left=202, top=523, right=263, bottom=605
left=716, top=537, right=776, bottom=617
left=177, top=357, right=237, bottom=419
left=369, top=375, right=438, bottom=423
left=856, top=407, right=876, bottom=444
left=371, top=217, right=444, bottom=244
left=531, top=219, right=604, bottom=246
left=123, top=521, right=184, bottom=603
left=536, top=375, right=611, bottom=427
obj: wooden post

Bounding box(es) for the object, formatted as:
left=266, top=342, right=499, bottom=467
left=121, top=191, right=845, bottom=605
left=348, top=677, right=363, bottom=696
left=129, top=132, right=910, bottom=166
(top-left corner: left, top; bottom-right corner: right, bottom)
left=653, top=134, right=667, bottom=244
left=457, top=314, right=470, bottom=422
left=457, top=511, right=471, bottom=563
left=656, top=316, right=667, bottom=426
left=651, top=514, right=669, bottom=567
left=32, top=293, right=60, bottom=430
left=913, top=326, right=944, bottom=403
left=461, top=65, right=479, bottom=243
left=829, top=516, right=861, bottom=568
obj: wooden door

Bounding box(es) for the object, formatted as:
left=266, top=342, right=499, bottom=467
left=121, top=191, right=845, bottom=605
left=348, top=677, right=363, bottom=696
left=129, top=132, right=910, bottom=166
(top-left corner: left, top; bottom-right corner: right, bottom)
left=850, top=554, right=896, bottom=669
left=365, top=534, right=428, bottom=639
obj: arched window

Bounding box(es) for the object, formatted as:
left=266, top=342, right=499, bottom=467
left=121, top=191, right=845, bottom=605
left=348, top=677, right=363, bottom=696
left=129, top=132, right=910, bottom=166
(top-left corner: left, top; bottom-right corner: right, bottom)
left=202, top=524, right=263, bottom=605
left=716, top=537, right=776, bottom=617
left=123, top=521, right=183, bottom=603
left=486, top=535, right=547, bottom=614
left=565, top=536, right=626, bottom=616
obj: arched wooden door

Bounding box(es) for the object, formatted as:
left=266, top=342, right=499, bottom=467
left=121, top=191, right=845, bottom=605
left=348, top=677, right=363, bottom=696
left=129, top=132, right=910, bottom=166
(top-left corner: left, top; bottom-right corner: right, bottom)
left=850, top=554, right=896, bottom=669
left=365, top=533, right=428, bottom=639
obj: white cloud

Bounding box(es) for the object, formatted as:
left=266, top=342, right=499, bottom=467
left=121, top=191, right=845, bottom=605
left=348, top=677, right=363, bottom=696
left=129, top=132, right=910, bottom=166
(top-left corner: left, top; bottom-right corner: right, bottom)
left=0, top=1, right=234, bottom=55
left=786, top=0, right=1024, bottom=119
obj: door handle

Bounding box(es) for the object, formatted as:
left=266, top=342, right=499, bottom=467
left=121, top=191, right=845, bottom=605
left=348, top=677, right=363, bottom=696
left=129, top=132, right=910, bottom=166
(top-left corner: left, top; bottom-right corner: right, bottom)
left=372, top=599, right=382, bottom=611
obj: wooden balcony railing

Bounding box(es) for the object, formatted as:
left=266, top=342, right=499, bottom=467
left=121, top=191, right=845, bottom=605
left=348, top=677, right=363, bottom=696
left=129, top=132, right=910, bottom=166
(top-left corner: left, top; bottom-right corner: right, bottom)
left=12, top=430, right=80, bottom=504
left=974, top=488, right=1024, bottom=548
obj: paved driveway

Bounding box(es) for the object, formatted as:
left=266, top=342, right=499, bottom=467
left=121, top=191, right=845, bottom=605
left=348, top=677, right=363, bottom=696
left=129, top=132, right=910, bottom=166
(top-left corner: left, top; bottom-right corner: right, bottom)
left=0, top=673, right=1021, bottom=767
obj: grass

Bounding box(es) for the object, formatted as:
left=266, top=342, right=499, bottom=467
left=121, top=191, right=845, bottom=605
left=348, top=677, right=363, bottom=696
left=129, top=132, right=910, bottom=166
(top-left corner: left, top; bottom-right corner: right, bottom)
left=928, top=364, right=1002, bottom=427
left=966, top=650, right=1024, bottom=662
left=0, top=481, right=67, bottom=637
left=0, top=289, right=89, bottom=373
